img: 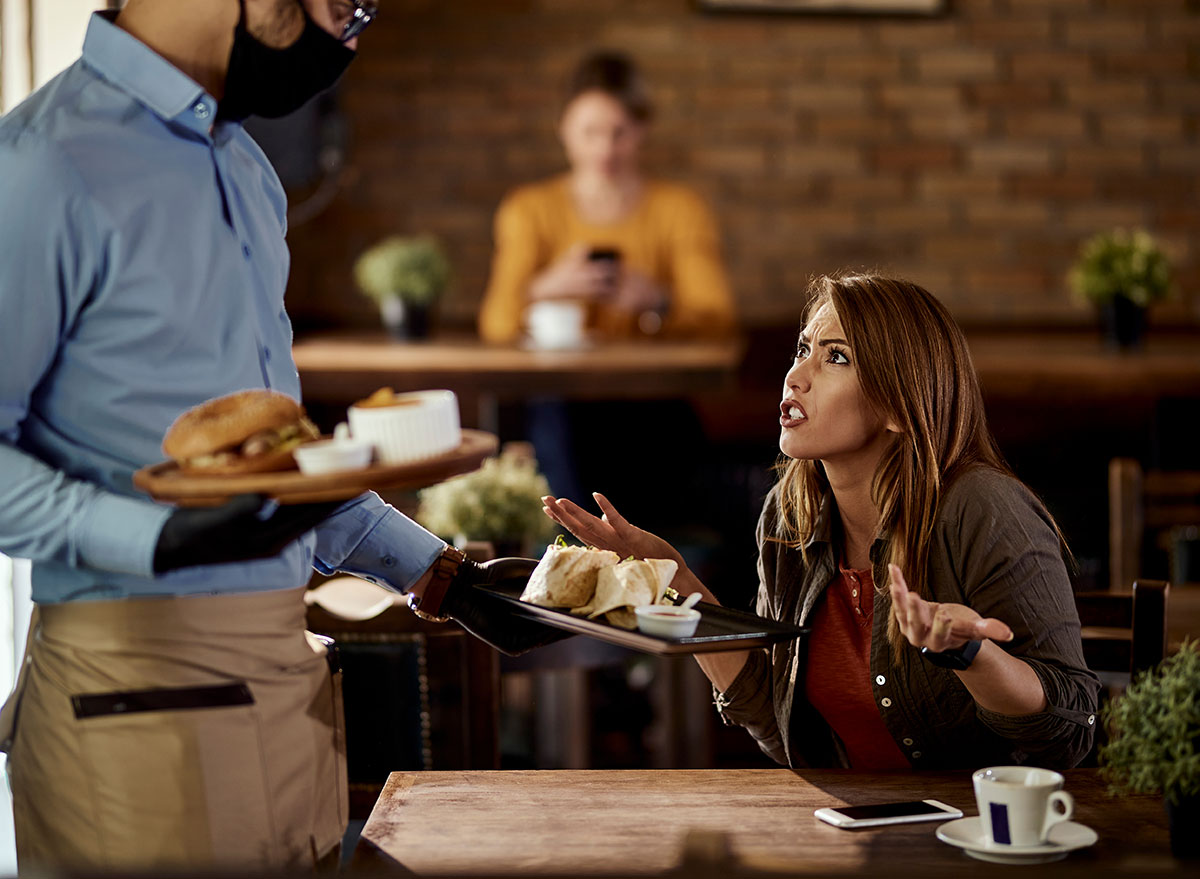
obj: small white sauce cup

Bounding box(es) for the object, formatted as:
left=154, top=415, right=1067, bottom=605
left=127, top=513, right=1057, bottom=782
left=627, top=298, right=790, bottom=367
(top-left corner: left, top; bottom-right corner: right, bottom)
left=634, top=605, right=701, bottom=638
left=294, top=438, right=374, bottom=475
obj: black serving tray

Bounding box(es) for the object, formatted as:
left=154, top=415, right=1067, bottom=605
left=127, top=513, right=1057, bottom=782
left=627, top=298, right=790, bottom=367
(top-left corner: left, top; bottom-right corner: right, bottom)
left=474, top=581, right=808, bottom=655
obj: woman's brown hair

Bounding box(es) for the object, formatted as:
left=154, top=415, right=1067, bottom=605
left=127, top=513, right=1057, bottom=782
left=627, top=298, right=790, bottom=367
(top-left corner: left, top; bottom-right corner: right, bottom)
left=565, top=51, right=653, bottom=124
left=774, top=274, right=1060, bottom=649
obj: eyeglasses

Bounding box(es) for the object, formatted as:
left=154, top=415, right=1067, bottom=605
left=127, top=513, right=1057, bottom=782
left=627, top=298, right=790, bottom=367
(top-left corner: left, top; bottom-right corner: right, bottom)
left=340, top=0, right=378, bottom=43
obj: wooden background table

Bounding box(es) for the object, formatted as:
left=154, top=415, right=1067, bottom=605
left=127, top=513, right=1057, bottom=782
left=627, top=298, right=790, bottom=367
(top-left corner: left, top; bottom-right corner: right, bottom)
left=292, top=334, right=745, bottom=432
left=352, top=768, right=1184, bottom=877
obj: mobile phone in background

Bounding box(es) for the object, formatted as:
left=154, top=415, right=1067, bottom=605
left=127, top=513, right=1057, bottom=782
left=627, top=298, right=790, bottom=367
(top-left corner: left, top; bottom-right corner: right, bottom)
left=814, top=800, right=962, bottom=829
left=587, top=247, right=621, bottom=265
left=586, top=247, right=621, bottom=298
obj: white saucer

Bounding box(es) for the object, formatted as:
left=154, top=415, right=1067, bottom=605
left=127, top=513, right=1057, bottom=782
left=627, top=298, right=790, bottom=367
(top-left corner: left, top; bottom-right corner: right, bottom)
left=936, top=816, right=1098, bottom=865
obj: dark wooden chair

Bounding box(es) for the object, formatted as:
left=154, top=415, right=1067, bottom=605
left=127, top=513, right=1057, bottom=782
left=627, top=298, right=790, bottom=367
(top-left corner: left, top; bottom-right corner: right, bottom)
left=1110, top=458, right=1200, bottom=591
left=1076, top=578, right=1170, bottom=680
left=305, top=570, right=500, bottom=819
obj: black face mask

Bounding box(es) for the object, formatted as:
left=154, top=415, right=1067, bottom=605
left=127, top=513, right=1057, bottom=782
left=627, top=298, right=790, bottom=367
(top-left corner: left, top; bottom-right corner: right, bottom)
left=218, top=2, right=355, bottom=122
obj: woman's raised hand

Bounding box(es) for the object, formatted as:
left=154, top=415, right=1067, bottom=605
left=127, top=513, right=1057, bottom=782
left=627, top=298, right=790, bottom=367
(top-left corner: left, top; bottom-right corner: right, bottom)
left=888, top=563, right=1014, bottom=653
left=542, top=492, right=683, bottom=566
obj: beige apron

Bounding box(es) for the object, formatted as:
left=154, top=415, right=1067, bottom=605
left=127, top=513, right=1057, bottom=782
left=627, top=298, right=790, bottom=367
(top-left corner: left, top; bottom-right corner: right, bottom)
left=0, top=587, right=347, bottom=873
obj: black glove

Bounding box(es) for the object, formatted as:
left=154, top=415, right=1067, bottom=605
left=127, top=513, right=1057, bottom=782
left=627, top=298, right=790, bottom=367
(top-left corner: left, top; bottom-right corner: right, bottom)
left=439, top=557, right=572, bottom=657
left=153, top=494, right=345, bottom=574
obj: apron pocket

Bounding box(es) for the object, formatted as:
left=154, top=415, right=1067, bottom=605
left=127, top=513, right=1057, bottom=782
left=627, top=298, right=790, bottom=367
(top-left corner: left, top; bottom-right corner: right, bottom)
left=72, top=682, right=254, bottom=719
left=77, top=692, right=275, bottom=869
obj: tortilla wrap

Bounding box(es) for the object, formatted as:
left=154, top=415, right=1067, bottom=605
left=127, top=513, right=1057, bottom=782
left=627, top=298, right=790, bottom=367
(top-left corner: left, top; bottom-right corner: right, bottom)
left=572, top=558, right=678, bottom=628
left=519, top=544, right=620, bottom=608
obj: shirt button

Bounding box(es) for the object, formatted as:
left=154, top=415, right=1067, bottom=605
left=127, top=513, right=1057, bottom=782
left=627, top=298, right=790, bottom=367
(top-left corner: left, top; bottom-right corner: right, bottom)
left=912, top=751, right=922, bottom=760
left=383, top=556, right=396, bottom=567
left=193, top=102, right=211, bottom=119
left=880, top=697, right=892, bottom=708
left=902, top=737, right=914, bottom=746
left=242, top=243, right=252, bottom=259
left=263, top=347, right=271, bottom=362
left=852, top=589, right=858, bottom=597
left=875, top=675, right=886, bottom=686
left=1088, top=714, right=1095, bottom=725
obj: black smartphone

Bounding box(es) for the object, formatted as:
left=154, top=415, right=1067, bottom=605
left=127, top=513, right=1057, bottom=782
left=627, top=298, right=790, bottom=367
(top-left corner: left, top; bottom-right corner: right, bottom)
left=587, top=247, right=621, bottom=265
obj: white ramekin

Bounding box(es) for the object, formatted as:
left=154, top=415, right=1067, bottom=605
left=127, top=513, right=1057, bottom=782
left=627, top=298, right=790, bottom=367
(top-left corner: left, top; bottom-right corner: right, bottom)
left=293, top=438, right=374, bottom=475
left=347, top=389, right=461, bottom=465
left=634, top=605, right=701, bottom=638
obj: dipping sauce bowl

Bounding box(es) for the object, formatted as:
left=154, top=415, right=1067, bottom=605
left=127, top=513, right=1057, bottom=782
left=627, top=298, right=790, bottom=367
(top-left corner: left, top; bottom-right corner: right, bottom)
left=294, top=438, right=374, bottom=475
left=634, top=605, right=701, bottom=638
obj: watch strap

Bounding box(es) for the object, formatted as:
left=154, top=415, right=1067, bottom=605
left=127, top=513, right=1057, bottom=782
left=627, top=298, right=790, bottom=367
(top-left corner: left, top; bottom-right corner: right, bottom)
left=407, top=545, right=466, bottom=623
left=920, top=639, right=982, bottom=670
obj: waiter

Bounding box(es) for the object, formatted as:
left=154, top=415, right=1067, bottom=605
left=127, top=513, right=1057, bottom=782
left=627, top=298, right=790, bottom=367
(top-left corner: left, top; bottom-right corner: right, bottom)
left=0, top=0, right=558, bottom=871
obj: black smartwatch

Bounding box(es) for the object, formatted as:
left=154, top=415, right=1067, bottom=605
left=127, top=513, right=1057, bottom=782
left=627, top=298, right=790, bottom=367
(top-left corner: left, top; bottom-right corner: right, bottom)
left=920, top=640, right=982, bottom=670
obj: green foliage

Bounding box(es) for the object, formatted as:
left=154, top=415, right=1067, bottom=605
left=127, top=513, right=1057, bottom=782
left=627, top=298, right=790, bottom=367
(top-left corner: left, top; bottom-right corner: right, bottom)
left=353, top=235, right=450, bottom=305
left=416, top=451, right=560, bottom=545
left=1069, top=228, right=1173, bottom=308
left=1099, top=640, right=1200, bottom=806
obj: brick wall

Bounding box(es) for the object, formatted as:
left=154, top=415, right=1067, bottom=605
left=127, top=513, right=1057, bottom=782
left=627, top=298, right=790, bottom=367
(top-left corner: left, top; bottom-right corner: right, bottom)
left=283, top=0, right=1200, bottom=332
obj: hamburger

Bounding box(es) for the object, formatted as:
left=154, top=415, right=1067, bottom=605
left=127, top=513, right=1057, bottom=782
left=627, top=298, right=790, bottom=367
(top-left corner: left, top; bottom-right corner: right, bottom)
left=163, top=389, right=320, bottom=475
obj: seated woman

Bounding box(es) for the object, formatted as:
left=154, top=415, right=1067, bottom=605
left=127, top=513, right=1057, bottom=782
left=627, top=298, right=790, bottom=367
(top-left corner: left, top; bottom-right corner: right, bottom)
left=543, top=273, right=1100, bottom=770
left=478, top=50, right=737, bottom=343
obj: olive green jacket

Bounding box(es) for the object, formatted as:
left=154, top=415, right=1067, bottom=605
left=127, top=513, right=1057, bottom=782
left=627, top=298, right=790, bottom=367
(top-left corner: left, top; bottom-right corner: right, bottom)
left=716, top=467, right=1100, bottom=770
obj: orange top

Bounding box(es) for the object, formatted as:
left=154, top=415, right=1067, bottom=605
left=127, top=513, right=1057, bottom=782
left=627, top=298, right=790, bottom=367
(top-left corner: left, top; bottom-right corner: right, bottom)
left=478, top=175, right=738, bottom=343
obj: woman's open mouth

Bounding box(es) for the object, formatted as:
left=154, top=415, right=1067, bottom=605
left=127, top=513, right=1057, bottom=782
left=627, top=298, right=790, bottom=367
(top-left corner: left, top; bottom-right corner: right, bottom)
left=779, top=400, right=807, bottom=429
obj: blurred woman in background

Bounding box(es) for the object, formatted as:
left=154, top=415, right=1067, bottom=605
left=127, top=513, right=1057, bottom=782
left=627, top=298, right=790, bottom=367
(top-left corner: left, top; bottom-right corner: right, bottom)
left=544, top=273, right=1099, bottom=770
left=479, top=50, right=736, bottom=343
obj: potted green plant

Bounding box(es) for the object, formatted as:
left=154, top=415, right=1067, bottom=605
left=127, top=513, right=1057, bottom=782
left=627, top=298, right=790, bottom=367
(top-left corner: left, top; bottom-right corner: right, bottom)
left=416, top=444, right=561, bottom=557
left=353, top=235, right=451, bottom=340
left=1099, top=639, right=1200, bottom=858
left=1069, top=228, right=1172, bottom=350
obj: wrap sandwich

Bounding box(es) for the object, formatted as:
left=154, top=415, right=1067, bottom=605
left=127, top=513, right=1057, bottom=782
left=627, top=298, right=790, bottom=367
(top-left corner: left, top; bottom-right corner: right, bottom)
left=519, top=542, right=620, bottom=609
left=572, top=557, right=679, bottom=629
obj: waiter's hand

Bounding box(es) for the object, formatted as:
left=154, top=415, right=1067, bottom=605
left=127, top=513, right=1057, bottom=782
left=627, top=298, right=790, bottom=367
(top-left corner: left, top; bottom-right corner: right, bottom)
left=153, top=494, right=344, bottom=574
left=439, top=557, right=571, bottom=656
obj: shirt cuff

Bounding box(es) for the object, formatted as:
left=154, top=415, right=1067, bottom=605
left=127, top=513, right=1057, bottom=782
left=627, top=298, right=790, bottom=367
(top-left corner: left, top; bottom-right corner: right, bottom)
left=712, top=649, right=770, bottom=724
left=75, top=492, right=172, bottom=577
left=314, top=495, right=444, bottom=593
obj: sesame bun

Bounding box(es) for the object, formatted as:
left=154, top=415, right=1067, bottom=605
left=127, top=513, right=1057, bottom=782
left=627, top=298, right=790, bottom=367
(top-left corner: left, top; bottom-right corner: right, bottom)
left=162, top=390, right=314, bottom=474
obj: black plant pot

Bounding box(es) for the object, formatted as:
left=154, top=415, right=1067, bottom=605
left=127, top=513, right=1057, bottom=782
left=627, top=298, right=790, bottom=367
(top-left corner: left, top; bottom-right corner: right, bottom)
left=1167, top=797, right=1200, bottom=858
left=382, top=301, right=433, bottom=341
left=1099, top=295, right=1147, bottom=350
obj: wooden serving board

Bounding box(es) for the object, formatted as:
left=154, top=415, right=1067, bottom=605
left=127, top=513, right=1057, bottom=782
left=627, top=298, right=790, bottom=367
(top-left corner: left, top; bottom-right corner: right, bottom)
left=132, top=429, right=497, bottom=506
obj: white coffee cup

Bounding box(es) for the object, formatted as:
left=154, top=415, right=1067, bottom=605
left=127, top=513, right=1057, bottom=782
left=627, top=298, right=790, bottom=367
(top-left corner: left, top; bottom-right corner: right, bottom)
left=526, top=300, right=585, bottom=350
left=973, top=766, right=1074, bottom=847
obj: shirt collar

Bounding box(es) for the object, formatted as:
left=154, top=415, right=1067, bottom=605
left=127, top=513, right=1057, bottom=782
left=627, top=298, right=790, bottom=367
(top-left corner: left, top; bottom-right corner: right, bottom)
left=808, top=490, right=890, bottom=555
left=81, top=11, right=216, bottom=134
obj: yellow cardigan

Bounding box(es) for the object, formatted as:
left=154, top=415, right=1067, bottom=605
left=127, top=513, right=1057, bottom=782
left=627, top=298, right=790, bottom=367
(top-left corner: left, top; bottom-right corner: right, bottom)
left=478, top=176, right=737, bottom=343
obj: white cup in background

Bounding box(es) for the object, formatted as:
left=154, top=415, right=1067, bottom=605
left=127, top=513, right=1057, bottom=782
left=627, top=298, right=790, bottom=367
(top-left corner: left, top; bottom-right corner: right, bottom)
left=526, top=300, right=586, bottom=350
left=973, top=766, right=1074, bottom=847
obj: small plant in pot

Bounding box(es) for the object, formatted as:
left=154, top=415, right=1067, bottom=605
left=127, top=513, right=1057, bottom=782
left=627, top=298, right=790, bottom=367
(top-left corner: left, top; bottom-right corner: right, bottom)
left=353, top=235, right=451, bottom=340
left=1069, top=228, right=1172, bottom=350
left=1099, top=639, right=1200, bottom=858
left=416, top=444, right=561, bottom=557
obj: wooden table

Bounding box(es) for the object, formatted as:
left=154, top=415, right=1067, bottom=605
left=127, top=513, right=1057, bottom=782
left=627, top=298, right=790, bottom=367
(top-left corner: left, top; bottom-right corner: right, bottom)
left=353, top=768, right=1184, bottom=877
left=292, top=334, right=744, bottom=402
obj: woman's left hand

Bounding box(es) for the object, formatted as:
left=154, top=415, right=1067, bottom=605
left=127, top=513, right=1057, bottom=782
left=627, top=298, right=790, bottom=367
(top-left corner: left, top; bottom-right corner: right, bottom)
left=888, top=563, right=1014, bottom=653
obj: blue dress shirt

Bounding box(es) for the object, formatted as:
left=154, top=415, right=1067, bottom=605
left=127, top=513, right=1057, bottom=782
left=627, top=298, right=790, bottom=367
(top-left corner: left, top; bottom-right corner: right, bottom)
left=0, top=13, right=444, bottom=603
